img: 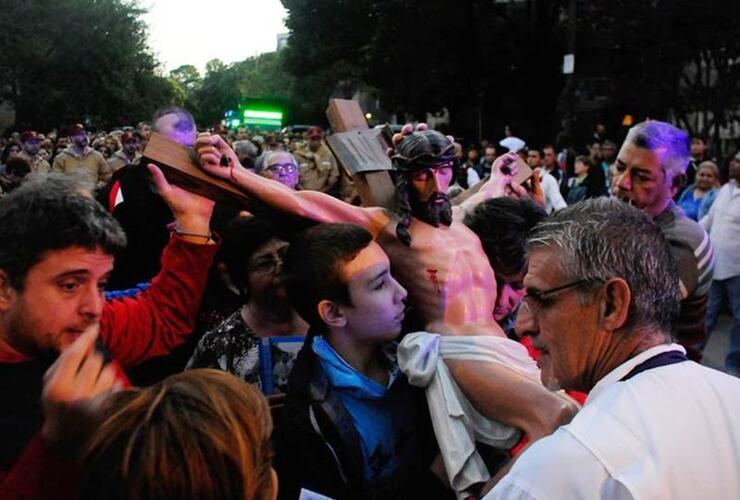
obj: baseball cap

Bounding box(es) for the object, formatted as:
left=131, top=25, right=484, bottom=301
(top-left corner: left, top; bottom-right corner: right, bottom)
left=307, top=126, right=323, bottom=139
left=68, top=123, right=86, bottom=136
left=20, top=131, right=40, bottom=143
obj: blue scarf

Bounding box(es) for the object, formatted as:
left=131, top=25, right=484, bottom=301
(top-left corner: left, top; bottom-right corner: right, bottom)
left=312, top=336, right=408, bottom=481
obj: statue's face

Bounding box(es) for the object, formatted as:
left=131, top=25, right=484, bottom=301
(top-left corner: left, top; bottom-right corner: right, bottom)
left=409, top=160, right=454, bottom=202
left=406, top=160, right=454, bottom=227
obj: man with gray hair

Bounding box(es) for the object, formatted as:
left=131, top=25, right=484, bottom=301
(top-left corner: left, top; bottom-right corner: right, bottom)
left=485, top=198, right=740, bottom=500
left=613, top=120, right=713, bottom=360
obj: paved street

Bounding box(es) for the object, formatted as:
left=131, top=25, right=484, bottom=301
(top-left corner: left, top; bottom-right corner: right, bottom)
left=702, top=313, right=736, bottom=376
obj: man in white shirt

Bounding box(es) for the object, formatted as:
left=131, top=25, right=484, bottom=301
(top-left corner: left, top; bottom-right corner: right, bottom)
left=701, top=150, right=740, bottom=375
left=527, top=148, right=567, bottom=214
left=485, top=198, right=740, bottom=500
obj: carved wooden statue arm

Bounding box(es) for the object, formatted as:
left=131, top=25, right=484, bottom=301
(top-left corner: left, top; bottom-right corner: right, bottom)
left=195, top=133, right=390, bottom=235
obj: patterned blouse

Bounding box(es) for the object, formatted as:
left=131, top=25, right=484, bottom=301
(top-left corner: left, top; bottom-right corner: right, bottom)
left=185, top=309, right=303, bottom=394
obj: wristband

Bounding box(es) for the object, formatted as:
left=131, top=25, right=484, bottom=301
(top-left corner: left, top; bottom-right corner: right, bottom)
left=172, top=222, right=212, bottom=242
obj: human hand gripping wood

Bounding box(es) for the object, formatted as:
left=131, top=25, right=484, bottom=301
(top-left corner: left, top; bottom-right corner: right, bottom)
left=41, top=324, right=122, bottom=457
left=147, top=163, right=215, bottom=241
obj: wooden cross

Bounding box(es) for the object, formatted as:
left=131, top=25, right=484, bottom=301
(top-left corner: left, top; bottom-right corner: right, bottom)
left=325, top=99, right=398, bottom=210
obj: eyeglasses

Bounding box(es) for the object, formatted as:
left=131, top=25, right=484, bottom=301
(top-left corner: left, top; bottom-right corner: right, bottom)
left=522, top=278, right=604, bottom=311
left=248, top=248, right=287, bottom=275
left=266, top=162, right=298, bottom=175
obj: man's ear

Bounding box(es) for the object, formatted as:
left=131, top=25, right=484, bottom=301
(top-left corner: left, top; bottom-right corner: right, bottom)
left=600, top=278, right=631, bottom=332
left=0, top=270, right=16, bottom=311
left=317, top=300, right=347, bottom=329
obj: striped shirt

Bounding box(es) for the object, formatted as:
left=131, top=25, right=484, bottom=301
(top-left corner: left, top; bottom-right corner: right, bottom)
left=654, top=202, right=714, bottom=355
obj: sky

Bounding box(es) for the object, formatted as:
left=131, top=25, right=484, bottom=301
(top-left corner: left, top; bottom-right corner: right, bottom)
left=142, top=0, right=289, bottom=74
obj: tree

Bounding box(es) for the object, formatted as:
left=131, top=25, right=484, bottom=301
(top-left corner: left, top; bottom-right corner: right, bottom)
left=280, top=0, right=568, bottom=143
left=575, top=0, right=739, bottom=157
left=280, top=0, right=738, bottom=152
left=169, top=65, right=202, bottom=93
left=0, top=0, right=176, bottom=131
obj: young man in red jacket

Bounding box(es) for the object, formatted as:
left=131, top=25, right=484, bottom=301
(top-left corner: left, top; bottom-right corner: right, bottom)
left=0, top=168, right=218, bottom=499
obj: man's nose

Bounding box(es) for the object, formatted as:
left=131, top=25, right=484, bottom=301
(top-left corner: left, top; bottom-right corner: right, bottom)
left=514, top=302, right=538, bottom=339
left=617, top=171, right=631, bottom=191
left=79, top=287, right=105, bottom=319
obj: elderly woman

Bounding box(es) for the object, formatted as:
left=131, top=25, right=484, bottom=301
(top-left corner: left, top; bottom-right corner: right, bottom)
left=255, top=150, right=300, bottom=189
left=678, top=160, right=721, bottom=221
left=186, top=216, right=307, bottom=393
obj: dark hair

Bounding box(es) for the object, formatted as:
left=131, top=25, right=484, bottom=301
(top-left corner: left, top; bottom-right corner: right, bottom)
left=574, top=155, right=608, bottom=199
left=81, top=369, right=274, bottom=500
left=0, top=174, right=126, bottom=288
left=528, top=198, right=680, bottom=335
left=152, top=106, right=196, bottom=132
left=221, top=217, right=286, bottom=300
left=1, top=141, right=20, bottom=164
left=464, top=197, right=547, bottom=276
left=5, top=156, right=31, bottom=177
left=392, top=130, right=455, bottom=245
left=691, top=133, right=709, bottom=145
left=285, top=223, right=373, bottom=332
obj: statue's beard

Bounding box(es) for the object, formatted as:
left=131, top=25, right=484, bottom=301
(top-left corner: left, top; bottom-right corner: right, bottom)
left=410, top=191, right=452, bottom=227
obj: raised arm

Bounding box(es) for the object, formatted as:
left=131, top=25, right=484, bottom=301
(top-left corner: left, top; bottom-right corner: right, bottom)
left=453, top=152, right=526, bottom=221
left=196, top=133, right=390, bottom=235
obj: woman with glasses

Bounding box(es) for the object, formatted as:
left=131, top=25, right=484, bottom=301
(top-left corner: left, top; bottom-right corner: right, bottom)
left=255, top=150, right=300, bottom=189
left=186, top=216, right=307, bottom=393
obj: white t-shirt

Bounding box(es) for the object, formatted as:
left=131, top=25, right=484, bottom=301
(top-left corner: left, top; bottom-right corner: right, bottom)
left=485, top=344, right=740, bottom=500
left=536, top=167, right=567, bottom=214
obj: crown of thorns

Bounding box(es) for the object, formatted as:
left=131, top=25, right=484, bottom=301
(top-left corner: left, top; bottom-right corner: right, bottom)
left=387, top=123, right=457, bottom=172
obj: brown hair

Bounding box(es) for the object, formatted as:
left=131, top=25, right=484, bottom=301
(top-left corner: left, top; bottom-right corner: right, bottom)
left=81, top=369, right=274, bottom=500
left=574, top=155, right=593, bottom=171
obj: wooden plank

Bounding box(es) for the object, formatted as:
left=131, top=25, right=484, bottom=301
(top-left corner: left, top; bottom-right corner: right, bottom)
left=325, top=99, right=397, bottom=210
left=325, top=128, right=393, bottom=174
left=142, top=132, right=251, bottom=208
left=326, top=99, right=369, bottom=132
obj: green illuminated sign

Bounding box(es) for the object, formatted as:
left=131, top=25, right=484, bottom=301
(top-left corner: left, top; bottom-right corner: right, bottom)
left=239, top=101, right=284, bottom=130
left=243, top=110, right=283, bottom=120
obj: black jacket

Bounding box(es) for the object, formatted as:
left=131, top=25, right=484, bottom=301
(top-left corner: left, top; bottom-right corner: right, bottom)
left=273, top=339, right=452, bottom=500
left=97, top=163, right=173, bottom=290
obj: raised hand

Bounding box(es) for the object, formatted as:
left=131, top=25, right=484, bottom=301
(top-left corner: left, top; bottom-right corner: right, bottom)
left=147, top=163, right=214, bottom=236
left=41, top=324, right=122, bottom=456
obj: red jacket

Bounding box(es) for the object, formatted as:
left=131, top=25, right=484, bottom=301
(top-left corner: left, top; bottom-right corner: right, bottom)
left=0, top=236, right=218, bottom=500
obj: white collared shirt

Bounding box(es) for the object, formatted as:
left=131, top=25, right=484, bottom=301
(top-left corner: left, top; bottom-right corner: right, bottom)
left=700, top=180, right=740, bottom=280
left=485, top=344, right=740, bottom=500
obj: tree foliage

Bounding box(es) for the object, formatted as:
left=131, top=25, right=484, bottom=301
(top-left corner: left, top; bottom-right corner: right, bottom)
left=280, top=0, right=739, bottom=148
left=280, top=0, right=567, bottom=143
left=0, top=0, right=178, bottom=131
left=579, top=0, right=740, bottom=145
left=171, top=51, right=299, bottom=127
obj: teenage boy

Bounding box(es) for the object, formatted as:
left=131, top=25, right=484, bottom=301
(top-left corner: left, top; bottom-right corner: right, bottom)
left=273, top=223, right=450, bottom=500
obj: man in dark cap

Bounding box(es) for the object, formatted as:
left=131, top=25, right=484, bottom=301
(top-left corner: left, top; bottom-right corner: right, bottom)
left=106, top=131, right=142, bottom=174
left=18, top=131, right=50, bottom=174
left=51, top=124, right=109, bottom=194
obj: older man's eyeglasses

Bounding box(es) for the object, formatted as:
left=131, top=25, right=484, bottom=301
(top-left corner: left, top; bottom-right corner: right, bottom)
left=266, top=162, right=298, bottom=175
left=523, top=278, right=604, bottom=311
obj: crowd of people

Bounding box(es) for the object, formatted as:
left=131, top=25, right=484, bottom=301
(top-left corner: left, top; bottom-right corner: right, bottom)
left=0, top=107, right=739, bottom=500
